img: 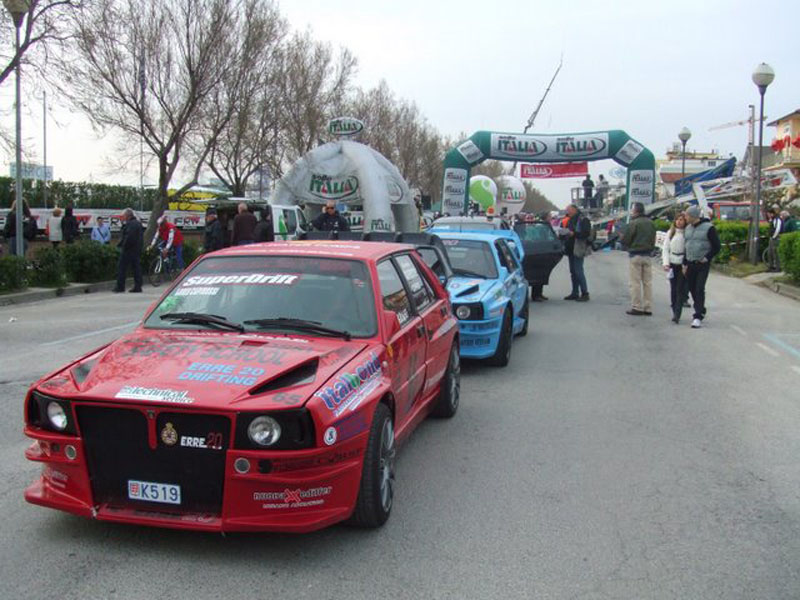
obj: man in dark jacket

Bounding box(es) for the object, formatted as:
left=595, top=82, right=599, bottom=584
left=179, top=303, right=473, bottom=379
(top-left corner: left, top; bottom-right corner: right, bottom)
left=61, top=204, right=80, bottom=244
left=114, top=208, right=143, bottom=293
left=204, top=208, right=224, bottom=253
left=232, top=202, right=257, bottom=245
left=622, top=202, right=656, bottom=316
left=582, top=175, right=594, bottom=209
left=682, top=205, right=721, bottom=329
left=312, top=200, right=350, bottom=232
left=253, top=208, right=275, bottom=243
left=562, top=204, right=591, bottom=301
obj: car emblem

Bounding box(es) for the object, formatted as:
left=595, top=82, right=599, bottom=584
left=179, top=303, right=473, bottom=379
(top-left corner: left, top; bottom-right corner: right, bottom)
left=161, top=422, right=178, bottom=446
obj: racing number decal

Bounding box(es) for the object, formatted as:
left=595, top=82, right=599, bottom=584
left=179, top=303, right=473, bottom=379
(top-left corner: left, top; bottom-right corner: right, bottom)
left=205, top=432, right=224, bottom=450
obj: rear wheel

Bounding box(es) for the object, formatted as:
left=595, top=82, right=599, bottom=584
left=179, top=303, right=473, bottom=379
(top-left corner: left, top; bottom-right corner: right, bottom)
left=431, top=342, right=460, bottom=418
left=488, top=308, right=512, bottom=367
left=347, top=403, right=395, bottom=528
left=148, top=256, right=163, bottom=287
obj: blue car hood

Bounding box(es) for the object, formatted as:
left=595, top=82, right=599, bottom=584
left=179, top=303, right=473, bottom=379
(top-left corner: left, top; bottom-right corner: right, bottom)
left=446, top=276, right=501, bottom=303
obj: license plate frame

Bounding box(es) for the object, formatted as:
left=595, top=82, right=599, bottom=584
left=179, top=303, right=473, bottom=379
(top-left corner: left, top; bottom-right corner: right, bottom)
left=127, top=479, right=181, bottom=505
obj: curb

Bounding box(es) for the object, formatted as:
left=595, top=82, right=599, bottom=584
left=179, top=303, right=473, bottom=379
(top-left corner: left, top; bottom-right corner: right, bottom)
left=0, top=280, right=119, bottom=307
left=763, top=279, right=800, bottom=303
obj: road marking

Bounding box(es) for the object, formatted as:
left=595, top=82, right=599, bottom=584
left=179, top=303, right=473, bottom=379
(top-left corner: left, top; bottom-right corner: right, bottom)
left=763, top=333, right=800, bottom=360
left=792, top=366, right=800, bottom=377
left=756, top=342, right=780, bottom=358
left=40, top=321, right=139, bottom=347
left=730, top=325, right=747, bottom=337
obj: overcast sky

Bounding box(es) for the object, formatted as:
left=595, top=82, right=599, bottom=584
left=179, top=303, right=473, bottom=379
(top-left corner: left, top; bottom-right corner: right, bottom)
left=2, top=0, right=798, bottom=208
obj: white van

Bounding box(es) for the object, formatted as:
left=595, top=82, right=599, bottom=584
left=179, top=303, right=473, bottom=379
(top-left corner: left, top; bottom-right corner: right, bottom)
left=204, top=198, right=308, bottom=241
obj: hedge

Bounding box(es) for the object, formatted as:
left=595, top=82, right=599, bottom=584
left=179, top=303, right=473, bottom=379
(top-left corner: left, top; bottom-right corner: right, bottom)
left=778, top=232, right=800, bottom=284
left=0, top=255, right=28, bottom=292
left=30, top=246, right=68, bottom=288
left=62, top=240, right=121, bottom=283
left=0, top=176, right=159, bottom=210
left=713, top=222, right=769, bottom=264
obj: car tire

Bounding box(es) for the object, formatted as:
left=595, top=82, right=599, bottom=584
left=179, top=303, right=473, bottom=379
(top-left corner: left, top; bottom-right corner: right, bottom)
left=488, top=308, right=512, bottom=367
left=431, top=342, right=460, bottom=418
left=517, top=299, right=529, bottom=337
left=346, top=403, right=395, bottom=528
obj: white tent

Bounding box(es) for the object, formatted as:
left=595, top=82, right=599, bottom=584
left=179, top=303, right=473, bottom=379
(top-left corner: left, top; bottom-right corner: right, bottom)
left=273, top=140, right=419, bottom=232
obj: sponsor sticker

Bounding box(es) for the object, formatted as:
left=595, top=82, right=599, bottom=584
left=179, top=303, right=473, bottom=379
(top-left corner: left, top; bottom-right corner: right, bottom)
left=328, top=116, right=364, bottom=137
left=309, top=174, right=359, bottom=201
left=491, top=134, right=547, bottom=160
left=116, top=386, right=194, bottom=404
left=615, top=139, right=644, bottom=165
left=179, top=273, right=299, bottom=287
left=457, top=140, right=484, bottom=163
left=314, top=353, right=382, bottom=417
left=323, top=427, right=337, bottom=446
left=253, top=486, right=332, bottom=509
left=177, top=362, right=265, bottom=386
left=629, top=169, right=654, bottom=203
left=161, top=422, right=178, bottom=446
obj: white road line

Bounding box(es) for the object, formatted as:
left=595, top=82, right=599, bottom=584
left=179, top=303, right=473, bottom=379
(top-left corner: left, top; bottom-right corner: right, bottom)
left=756, top=342, right=780, bottom=358
left=730, top=325, right=747, bottom=337
left=792, top=366, right=800, bottom=377
left=40, top=321, right=139, bottom=347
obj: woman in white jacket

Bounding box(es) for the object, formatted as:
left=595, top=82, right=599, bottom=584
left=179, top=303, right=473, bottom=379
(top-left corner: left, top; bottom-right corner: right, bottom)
left=662, top=213, right=688, bottom=324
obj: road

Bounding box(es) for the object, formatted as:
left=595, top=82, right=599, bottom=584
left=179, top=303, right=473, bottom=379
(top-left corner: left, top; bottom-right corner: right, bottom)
left=1, top=251, right=800, bottom=599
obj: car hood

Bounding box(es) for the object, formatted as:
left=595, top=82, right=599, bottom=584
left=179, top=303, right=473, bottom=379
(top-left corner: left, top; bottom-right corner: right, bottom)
left=446, top=276, right=501, bottom=303
left=36, top=330, right=372, bottom=411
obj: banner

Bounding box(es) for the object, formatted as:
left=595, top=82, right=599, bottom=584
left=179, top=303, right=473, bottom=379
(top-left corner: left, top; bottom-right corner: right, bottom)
left=490, top=133, right=609, bottom=162
left=520, top=162, right=588, bottom=179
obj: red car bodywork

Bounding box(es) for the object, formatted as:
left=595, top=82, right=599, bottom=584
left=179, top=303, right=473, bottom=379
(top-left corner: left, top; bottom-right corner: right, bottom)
left=24, top=241, right=458, bottom=532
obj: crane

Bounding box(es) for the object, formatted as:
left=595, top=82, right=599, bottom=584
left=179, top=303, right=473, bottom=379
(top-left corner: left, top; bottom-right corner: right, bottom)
left=708, top=106, right=767, bottom=145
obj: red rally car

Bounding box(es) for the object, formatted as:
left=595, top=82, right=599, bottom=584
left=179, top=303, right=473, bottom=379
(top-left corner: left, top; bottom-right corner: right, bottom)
left=23, top=241, right=460, bottom=532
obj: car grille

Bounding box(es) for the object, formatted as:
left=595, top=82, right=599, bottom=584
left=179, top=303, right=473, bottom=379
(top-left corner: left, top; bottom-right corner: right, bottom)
left=76, top=406, right=230, bottom=515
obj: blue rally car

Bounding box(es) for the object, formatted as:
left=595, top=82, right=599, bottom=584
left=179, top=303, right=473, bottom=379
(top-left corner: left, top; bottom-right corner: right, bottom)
left=435, top=232, right=529, bottom=367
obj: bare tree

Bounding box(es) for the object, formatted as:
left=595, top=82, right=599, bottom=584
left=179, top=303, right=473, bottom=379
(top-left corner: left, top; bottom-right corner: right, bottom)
left=61, top=0, right=263, bottom=240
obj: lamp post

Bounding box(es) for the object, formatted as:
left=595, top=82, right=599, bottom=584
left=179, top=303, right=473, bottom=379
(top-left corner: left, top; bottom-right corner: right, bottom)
left=678, top=127, right=691, bottom=180
left=3, top=0, right=29, bottom=257
left=749, top=62, right=775, bottom=264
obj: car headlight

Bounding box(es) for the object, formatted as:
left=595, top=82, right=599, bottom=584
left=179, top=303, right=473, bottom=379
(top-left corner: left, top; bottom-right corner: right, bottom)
left=247, top=416, right=282, bottom=447
left=455, top=305, right=471, bottom=319
left=46, top=401, right=68, bottom=431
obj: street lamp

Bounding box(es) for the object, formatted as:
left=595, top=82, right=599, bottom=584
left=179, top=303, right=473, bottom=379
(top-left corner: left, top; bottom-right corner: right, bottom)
left=3, top=0, right=29, bottom=257
left=749, top=62, right=775, bottom=264
left=678, top=127, right=691, bottom=180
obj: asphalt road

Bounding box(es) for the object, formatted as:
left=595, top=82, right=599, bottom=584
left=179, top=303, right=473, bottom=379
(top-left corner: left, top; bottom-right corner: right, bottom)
left=2, top=251, right=800, bottom=600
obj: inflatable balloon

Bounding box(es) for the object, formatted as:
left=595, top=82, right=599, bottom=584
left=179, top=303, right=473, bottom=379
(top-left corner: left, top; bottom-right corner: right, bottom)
left=469, top=175, right=497, bottom=212
left=495, top=175, right=526, bottom=216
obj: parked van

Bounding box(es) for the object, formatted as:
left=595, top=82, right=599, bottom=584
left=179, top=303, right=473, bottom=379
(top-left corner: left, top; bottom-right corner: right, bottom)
left=201, top=198, right=308, bottom=241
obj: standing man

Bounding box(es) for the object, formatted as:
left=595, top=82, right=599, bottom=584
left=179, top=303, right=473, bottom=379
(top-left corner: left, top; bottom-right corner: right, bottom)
left=114, top=208, right=143, bottom=293
left=622, top=202, right=656, bottom=316
left=253, top=207, right=275, bottom=243
left=312, top=200, right=350, bottom=232
left=561, top=204, right=591, bottom=302
left=149, top=215, right=185, bottom=270
left=596, top=174, right=610, bottom=207
left=91, top=216, right=111, bottom=244
left=582, top=175, right=594, bottom=210
left=766, top=206, right=783, bottom=272
left=232, top=202, right=257, bottom=246
left=61, top=204, right=80, bottom=244
left=683, top=206, right=721, bottom=329
left=203, top=207, right=224, bottom=253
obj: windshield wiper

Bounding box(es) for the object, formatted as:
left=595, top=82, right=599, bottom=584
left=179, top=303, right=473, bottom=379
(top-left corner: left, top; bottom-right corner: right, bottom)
left=243, top=317, right=352, bottom=341
left=159, top=312, right=244, bottom=332
left=451, top=268, right=487, bottom=279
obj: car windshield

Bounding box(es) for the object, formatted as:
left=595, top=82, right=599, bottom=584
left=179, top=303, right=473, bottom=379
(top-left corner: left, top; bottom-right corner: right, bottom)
left=433, top=220, right=497, bottom=231
left=514, top=222, right=557, bottom=241
left=440, top=239, right=498, bottom=279
left=145, top=255, right=377, bottom=337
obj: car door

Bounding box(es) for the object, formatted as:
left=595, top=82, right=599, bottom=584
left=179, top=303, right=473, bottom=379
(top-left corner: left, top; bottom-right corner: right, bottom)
left=513, top=222, right=563, bottom=285
left=376, top=259, right=427, bottom=423
left=494, top=240, right=526, bottom=319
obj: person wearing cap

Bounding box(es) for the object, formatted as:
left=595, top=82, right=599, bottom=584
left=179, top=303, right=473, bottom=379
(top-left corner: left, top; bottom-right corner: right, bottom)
left=150, top=215, right=185, bottom=270
left=204, top=207, right=224, bottom=253
left=766, top=206, right=783, bottom=272
left=621, top=202, right=656, bottom=316
left=682, top=206, right=721, bottom=329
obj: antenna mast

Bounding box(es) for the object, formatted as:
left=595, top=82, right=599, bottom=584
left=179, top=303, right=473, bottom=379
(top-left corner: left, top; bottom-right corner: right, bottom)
left=523, top=55, right=563, bottom=134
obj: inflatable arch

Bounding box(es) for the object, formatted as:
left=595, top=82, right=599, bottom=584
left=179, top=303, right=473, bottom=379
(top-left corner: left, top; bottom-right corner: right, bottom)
left=441, top=130, right=655, bottom=215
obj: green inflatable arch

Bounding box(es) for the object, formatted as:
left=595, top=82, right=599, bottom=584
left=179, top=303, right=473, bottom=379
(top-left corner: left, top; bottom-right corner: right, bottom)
left=441, top=130, right=655, bottom=215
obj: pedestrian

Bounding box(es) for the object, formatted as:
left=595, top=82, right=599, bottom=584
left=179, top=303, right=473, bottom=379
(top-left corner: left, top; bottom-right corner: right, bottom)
left=253, top=207, right=275, bottom=243
left=561, top=204, right=590, bottom=301
left=3, top=199, right=34, bottom=256
left=232, top=202, right=257, bottom=246
left=91, top=216, right=111, bottom=245
left=312, top=200, right=350, bottom=232
left=781, top=210, right=798, bottom=233
left=149, top=215, right=185, bottom=270
left=114, top=207, right=143, bottom=293
left=582, top=174, right=594, bottom=210
left=622, top=202, right=656, bottom=316
left=48, top=206, right=63, bottom=248
left=596, top=174, right=610, bottom=207
left=766, top=206, right=783, bottom=272
left=661, top=213, right=688, bottom=323
left=61, top=204, right=80, bottom=244
left=203, top=207, right=224, bottom=253
left=682, top=205, right=721, bottom=329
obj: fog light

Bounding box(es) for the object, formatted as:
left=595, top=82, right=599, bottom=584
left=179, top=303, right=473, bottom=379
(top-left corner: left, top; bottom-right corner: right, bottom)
left=65, top=445, right=77, bottom=460
left=46, top=402, right=68, bottom=431
left=455, top=305, right=471, bottom=320
left=234, top=457, right=251, bottom=474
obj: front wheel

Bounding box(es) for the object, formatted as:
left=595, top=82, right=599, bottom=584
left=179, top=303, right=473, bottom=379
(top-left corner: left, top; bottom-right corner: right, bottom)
left=487, top=308, right=512, bottom=367
left=431, top=342, right=460, bottom=418
left=347, top=403, right=395, bottom=528
left=148, top=256, right=163, bottom=287
left=517, top=299, right=529, bottom=337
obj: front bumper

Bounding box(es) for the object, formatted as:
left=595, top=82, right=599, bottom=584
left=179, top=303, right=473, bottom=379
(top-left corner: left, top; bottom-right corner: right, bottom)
left=457, top=315, right=503, bottom=359
left=24, top=424, right=367, bottom=533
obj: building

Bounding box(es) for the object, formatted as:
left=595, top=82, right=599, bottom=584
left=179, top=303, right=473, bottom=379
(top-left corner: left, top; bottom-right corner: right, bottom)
left=766, top=109, right=800, bottom=171
left=657, top=144, right=731, bottom=196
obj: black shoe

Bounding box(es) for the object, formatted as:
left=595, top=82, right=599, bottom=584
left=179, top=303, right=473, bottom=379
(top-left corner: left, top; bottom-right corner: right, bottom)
left=538, top=294, right=548, bottom=301
left=564, top=294, right=579, bottom=300
left=576, top=294, right=590, bottom=302
left=643, top=310, right=652, bottom=316
left=128, top=288, right=143, bottom=293
left=531, top=296, right=544, bottom=302
left=671, top=315, right=679, bottom=324
left=626, top=309, right=645, bottom=316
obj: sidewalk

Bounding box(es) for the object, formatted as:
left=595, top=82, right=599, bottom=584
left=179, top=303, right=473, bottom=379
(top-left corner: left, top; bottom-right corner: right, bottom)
left=0, top=280, right=119, bottom=306
left=743, top=271, right=800, bottom=302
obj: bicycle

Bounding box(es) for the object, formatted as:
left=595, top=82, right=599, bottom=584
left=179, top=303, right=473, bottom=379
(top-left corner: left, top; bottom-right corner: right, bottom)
left=148, top=243, right=180, bottom=287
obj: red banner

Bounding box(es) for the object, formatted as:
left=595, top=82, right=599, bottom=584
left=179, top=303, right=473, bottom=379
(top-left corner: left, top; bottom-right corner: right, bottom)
left=520, top=162, right=589, bottom=179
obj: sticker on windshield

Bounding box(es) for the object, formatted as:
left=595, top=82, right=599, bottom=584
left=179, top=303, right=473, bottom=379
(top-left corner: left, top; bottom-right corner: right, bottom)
left=180, top=273, right=299, bottom=287
left=442, top=239, right=461, bottom=246
left=174, top=286, right=220, bottom=297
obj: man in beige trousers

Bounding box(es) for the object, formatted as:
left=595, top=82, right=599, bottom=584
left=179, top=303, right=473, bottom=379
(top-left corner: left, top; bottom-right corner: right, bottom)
left=621, top=202, right=656, bottom=316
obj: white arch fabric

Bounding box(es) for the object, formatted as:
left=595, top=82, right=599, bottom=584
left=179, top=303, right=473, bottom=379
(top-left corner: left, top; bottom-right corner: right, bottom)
left=273, top=140, right=419, bottom=233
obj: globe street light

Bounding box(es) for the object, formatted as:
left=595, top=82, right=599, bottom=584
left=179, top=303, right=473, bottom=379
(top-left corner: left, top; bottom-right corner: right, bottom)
left=749, top=62, right=775, bottom=264
left=3, top=0, right=29, bottom=257
left=678, top=127, right=691, bottom=181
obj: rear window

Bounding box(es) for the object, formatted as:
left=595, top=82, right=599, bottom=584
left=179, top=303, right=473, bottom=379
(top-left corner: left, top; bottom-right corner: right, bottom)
left=514, top=222, right=557, bottom=241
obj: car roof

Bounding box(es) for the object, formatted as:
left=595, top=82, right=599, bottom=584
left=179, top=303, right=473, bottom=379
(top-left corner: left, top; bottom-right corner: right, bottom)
left=432, top=231, right=507, bottom=244
left=432, top=216, right=503, bottom=227
left=205, top=240, right=413, bottom=261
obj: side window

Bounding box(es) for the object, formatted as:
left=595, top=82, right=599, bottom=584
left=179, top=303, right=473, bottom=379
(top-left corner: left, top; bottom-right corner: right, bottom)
left=395, top=254, right=433, bottom=312
left=417, top=247, right=445, bottom=280
left=496, top=240, right=518, bottom=273
left=377, top=260, right=413, bottom=325
left=494, top=241, right=510, bottom=271
left=283, top=209, right=298, bottom=232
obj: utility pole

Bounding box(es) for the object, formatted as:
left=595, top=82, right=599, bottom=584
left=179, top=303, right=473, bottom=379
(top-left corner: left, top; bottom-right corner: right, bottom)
left=42, top=90, right=47, bottom=208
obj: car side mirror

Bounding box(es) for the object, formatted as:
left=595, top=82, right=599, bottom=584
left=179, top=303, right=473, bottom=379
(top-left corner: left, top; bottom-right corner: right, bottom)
left=383, top=310, right=402, bottom=338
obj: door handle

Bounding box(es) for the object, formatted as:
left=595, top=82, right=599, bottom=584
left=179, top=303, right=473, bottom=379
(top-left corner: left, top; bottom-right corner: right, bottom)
left=415, top=324, right=425, bottom=338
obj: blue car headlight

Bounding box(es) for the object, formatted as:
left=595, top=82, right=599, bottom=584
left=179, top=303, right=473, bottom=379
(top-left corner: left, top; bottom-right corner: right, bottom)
left=453, top=303, right=484, bottom=320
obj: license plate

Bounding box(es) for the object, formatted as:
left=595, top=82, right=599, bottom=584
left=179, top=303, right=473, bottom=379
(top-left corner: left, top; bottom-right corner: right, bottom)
left=128, top=480, right=181, bottom=505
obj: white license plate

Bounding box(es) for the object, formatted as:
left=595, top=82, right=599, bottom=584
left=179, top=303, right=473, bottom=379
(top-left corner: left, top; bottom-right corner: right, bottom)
left=127, top=480, right=181, bottom=505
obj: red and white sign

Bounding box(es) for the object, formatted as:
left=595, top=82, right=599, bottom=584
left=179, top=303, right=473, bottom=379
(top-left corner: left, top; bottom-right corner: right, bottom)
left=520, top=162, right=589, bottom=179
